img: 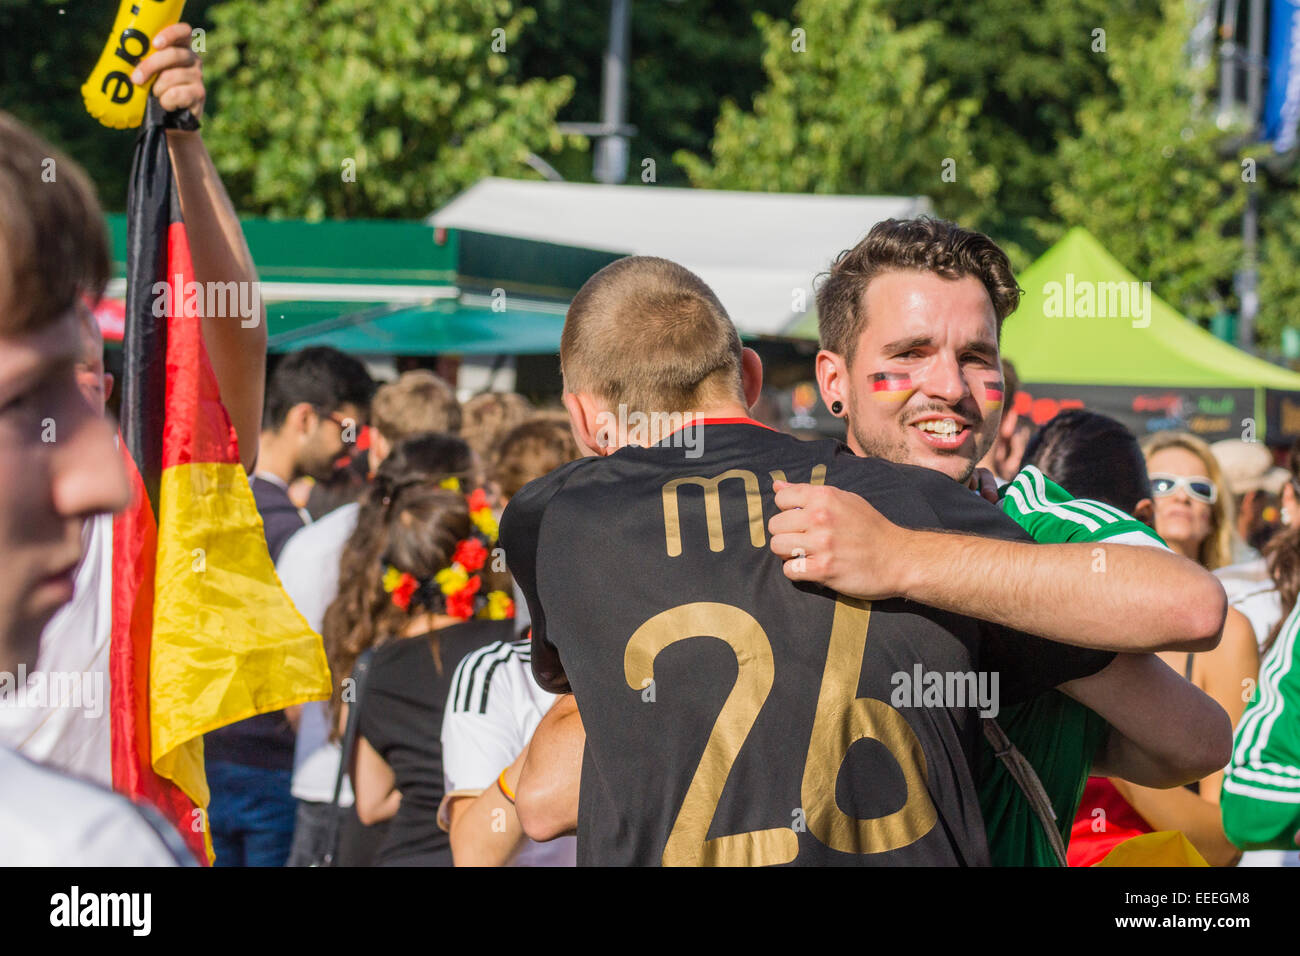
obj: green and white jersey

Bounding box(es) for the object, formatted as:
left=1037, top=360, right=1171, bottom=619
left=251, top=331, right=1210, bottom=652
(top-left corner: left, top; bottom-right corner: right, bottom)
left=981, top=466, right=1169, bottom=866
left=1222, top=606, right=1300, bottom=850
left=998, top=465, right=1170, bottom=550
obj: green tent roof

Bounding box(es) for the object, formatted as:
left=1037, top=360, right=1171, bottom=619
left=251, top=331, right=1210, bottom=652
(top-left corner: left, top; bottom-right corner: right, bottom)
left=103, top=215, right=575, bottom=354
left=1003, top=227, right=1300, bottom=390
left=266, top=297, right=566, bottom=355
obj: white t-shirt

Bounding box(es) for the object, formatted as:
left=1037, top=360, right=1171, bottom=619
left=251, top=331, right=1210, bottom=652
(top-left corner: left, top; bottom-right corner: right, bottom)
left=1216, top=557, right=1283, bottom=651
left=0, top=513, right=112, bottom=784
left=0, top=746, right=187, bottom=865
left=439, top=638, right=576, bottom=866
left=276, top=502, right=359, bottom=804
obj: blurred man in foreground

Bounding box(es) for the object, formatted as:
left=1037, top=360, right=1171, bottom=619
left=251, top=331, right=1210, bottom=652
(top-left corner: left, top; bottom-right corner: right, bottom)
left=0, top=112, right=186, bottom=864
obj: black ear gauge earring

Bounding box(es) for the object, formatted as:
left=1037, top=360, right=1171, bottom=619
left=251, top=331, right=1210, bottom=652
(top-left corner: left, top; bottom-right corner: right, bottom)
left=831, top=401, right=843, bottom=415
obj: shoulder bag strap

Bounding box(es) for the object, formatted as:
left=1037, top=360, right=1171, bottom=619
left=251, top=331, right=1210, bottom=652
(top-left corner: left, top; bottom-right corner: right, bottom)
left=982, top=717, right=1069, bottom=867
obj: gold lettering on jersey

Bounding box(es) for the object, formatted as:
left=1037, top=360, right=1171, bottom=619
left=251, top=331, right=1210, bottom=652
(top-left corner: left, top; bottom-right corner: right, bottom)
left=661, top=469, right=765, bottom=557
left=800, top=598, right=938, bottom=853
left=625, top=603, right=799, bottom=866
left=767, top=463, right=827, bottom=487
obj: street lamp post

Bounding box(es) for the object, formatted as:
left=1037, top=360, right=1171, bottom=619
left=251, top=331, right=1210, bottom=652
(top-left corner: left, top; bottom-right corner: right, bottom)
left=1238, top=0, right=1266, bottom=353
left=557, top=0, right=637, bottom=185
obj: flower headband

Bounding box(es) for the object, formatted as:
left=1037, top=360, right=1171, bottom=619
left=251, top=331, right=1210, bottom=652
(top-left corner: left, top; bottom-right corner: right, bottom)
left=380, top=477, right=513, bottom=621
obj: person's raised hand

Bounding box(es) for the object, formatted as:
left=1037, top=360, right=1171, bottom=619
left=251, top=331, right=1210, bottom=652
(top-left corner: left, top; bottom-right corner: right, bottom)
left=768, top=480, right=909, bottom=600
left=132, top=23, right=205, bottom=119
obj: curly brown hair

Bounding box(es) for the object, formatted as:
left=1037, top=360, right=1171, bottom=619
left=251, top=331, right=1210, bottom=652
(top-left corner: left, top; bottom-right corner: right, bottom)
left=322, top=433, right=502, bottom=736
left=491, top=412, right=581, bottom=501
left=1264, top=440, right=1300, bottom=657
left=816, top=217, right=1022, bottom=367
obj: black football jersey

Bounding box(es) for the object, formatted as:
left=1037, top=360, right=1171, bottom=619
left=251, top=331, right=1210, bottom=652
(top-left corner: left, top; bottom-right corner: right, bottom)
left=500, top=420, right=1112, bottom=866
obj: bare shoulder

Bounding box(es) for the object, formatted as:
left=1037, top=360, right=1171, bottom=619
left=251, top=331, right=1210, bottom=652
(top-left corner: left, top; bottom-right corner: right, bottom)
left=1216, top=607, right=1260, bottom=666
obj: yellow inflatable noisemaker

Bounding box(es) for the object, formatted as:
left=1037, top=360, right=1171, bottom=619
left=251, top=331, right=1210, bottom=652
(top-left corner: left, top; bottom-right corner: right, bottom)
left=82, top=0, right=188, bottom=129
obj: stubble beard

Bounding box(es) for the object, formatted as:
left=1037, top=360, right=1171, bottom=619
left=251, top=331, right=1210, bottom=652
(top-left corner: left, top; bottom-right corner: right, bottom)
left=846, top=398, right=981, bottom=485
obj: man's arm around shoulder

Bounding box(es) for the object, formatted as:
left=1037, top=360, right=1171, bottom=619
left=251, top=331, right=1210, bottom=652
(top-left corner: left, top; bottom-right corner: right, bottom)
left=768, top=481, right=1226, bottom=654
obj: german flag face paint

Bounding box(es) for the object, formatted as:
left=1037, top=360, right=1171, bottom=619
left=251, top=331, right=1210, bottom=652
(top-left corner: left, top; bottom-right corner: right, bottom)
left=869, top=371, right=916, bottom=404
left=981, top=378, right=1004, bottom=414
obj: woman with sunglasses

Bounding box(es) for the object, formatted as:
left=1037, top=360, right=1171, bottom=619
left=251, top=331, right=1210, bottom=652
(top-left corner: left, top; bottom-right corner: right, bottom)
left=1099, top=431, right=1259, bottom=866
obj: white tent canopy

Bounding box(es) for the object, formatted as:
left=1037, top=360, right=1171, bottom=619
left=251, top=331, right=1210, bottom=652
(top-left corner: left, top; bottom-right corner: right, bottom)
left=431, top=178, right=932, bottom=336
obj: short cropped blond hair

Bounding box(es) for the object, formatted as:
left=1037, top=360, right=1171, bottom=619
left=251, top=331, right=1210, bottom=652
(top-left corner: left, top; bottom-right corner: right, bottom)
left=561, top=256, right=743, bottom=414
left=371, top=369, right=461, bottom=442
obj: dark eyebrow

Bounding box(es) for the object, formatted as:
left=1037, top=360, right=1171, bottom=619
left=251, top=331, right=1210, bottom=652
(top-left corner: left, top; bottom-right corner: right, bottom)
left=962, top=339, right=998, bottom=357
left=880, top=335, right=934, bottom=354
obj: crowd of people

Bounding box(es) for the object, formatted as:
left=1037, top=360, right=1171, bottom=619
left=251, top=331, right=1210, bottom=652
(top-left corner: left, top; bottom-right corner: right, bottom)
left=3, top=43, right=1300, bottom=869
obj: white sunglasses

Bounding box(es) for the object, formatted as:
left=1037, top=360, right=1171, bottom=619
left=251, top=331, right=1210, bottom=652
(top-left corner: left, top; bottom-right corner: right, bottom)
left=1149, top=472, right=1218, bottom=504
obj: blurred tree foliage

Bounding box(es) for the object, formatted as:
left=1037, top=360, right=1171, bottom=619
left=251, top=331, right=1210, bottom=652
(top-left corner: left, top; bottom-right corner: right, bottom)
left=6, top=0, right=1298, bottom=346
left=1052, top=0, right=1248, bottom=325
left=683, top=0, right=1300, bottom=347
left=674, top=0, right=999, bottom=249
left=0, top=0, right=220, bottom=210
left=678, top=0, right=1165, bottom=269
left=200, top=0, right=581, bottom=219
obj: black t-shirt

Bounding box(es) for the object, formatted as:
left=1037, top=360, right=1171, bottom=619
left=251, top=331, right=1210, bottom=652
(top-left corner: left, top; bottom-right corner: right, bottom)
left=250, top=475, right=307, bottom=563
left=356, top=619, right=512, bottom=866
left=499, top=421, right=1113, bottom=867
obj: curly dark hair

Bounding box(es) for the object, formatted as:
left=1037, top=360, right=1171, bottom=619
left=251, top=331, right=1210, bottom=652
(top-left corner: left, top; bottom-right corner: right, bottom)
left=816, top=217, right=1022, bottom=366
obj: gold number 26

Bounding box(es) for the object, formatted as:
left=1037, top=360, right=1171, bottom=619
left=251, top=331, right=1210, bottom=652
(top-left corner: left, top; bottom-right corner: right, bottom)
left=623, top=598, right=937, bottom=866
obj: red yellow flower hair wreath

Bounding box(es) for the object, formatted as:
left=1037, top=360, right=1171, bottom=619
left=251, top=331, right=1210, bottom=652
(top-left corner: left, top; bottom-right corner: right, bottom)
left=380, top=479, right=514, bottom=621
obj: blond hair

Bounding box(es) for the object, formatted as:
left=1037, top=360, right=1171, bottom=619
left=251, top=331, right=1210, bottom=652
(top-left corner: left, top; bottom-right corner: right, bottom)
left=371, top=369, right=461, bottom=443
left=1141, top=431, right=1236, bottom=570
left=561, top=256, right=743, bottom=414
left=461, top=391, right=534, bottom=464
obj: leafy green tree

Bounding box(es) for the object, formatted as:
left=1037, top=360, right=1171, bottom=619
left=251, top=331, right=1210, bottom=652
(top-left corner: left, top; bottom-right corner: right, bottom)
left=201, top=0, right=581, bottom=218
left=1258, top=169, right=1300, bottom=350
left=1050, top=0, right=1247, bottom=325
left=884, top=0, right=1164, bottom=256
left=676, top=0, right=999, bottom=237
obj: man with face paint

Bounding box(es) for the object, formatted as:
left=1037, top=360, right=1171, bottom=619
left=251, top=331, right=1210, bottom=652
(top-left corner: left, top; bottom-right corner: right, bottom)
left=767, top=217, right=1234, bottom=864
left=762, top=218, right=1223, bottom=644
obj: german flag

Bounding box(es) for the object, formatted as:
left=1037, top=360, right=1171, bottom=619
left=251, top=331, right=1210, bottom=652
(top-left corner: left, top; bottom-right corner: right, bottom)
left=113, top=103, right=331, bottom=864
left=869, top=371, right=915, bottom=403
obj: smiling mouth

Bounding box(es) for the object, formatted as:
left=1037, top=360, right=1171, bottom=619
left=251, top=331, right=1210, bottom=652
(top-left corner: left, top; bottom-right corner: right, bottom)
left=911, top=418, right=970, bottom=448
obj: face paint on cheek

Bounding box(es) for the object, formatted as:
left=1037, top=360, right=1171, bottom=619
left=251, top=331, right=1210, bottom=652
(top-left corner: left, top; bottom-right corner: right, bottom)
left=981, top=378, right=1004, bottom=414
left=868, top=371, right=916, bottom=404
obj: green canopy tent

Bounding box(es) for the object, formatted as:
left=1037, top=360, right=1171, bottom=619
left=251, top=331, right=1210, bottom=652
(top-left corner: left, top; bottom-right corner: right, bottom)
left=1002, top=228, right=1300, bottom=445
left=103, top=215, right=574, bottom=355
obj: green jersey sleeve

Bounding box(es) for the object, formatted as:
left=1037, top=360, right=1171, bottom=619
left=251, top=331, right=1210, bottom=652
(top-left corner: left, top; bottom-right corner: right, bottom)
left=998, top=465, right=1170, bottom=550
left=1221, top=607, right=1300, bottom=850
